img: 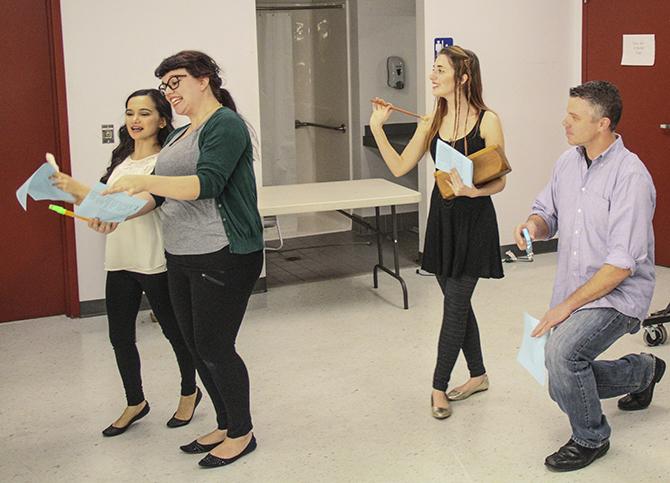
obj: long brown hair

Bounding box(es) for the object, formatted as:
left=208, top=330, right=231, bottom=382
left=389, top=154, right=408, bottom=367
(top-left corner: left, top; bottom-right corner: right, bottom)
left=426, top=45, right=488, bottom=155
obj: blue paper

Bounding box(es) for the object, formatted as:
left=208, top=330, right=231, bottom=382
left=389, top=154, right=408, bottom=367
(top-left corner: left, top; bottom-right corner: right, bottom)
left=75, top=182, right=147, bottom=222
left=435, top=138, right=474, bottom=187
left=517, top=313, right=549, bottom=386
left=16, top=163, right=76, bottom=210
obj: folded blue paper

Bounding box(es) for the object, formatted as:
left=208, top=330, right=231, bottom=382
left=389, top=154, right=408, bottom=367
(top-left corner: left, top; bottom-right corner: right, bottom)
left=16, top=162, right=76, bottom=210
left=75, top=182, right=147, bottom=222
left=517, top=313, right=550, bottom=386
left=435, top=138, right=474, bottom=187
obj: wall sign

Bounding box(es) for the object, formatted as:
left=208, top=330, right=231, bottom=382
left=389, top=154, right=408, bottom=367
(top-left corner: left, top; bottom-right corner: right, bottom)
left=621, top=34, right=655, bottom=66
left=433, top=37, right=454, bottom=58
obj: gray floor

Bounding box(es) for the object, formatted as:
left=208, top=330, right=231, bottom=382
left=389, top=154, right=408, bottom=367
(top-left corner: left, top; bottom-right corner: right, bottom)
left=2, top=253, right=669, bottom=482
left=264, top=229, right=418, bottom=286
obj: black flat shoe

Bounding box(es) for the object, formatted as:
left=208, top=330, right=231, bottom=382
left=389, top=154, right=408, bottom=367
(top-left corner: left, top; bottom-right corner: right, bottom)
left=167, top=387, right=203, bottom=428
left=618, top=356, right=666, bottom=411
left=102, top=402, right=150, bottom=437
left=180, top=439, right=222, bottom=454
left=198, top=435, right=257, bottom=468
left=545, top=439, right=609, bottom=472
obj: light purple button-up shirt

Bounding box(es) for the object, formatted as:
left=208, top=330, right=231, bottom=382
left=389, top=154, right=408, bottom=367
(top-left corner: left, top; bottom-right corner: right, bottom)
left=531, top=136, right=656, bottom=321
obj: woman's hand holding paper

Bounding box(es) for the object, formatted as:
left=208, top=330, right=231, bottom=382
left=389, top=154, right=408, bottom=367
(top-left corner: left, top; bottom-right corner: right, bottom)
left=50, top=172, right=90, bottom=204
left=86, top=218, right=119, bottom=234
left=444, top=169, right=479, bottom=198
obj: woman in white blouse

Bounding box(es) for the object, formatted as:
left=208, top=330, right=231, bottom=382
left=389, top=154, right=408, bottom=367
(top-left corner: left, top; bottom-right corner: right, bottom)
left=53, top=89, right=201, bottom=436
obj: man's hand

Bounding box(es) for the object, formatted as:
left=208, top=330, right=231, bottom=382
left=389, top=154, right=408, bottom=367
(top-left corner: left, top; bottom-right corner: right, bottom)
left=532, top=303, right=573, bottom=337
left=514, top=222, right=536, bottom=251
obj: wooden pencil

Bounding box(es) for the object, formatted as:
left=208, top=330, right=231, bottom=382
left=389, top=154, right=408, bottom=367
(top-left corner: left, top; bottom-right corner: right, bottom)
left=370, top=98, right=422, bottom=119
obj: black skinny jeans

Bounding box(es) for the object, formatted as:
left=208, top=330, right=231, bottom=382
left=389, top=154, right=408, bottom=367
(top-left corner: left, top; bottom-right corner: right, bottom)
left=432, top=274, right=486, bottom=392
left=166, top=246, right=263, bottom=438
left=106, top=270, right=196, bottom=406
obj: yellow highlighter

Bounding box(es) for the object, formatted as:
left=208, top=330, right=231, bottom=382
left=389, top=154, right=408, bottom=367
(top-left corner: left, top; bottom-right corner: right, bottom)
left=48, top=204, right=92, bottom=222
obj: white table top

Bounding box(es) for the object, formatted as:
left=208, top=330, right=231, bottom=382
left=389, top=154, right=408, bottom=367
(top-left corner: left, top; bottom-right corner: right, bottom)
left=258, top=178, right=421, bottom=216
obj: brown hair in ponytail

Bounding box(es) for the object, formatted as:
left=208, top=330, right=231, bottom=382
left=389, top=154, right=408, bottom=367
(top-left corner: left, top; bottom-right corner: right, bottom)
left=154, top=50, right=237, bottom=112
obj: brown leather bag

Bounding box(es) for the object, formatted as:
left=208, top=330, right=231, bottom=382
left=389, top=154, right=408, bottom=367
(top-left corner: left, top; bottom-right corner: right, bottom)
left=434, top=144, right=511, bottom=199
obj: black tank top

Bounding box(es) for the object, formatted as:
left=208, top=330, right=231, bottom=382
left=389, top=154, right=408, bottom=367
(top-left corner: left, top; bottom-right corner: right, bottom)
left=430, top=110, right=486, bottom=161
left=421, top=110, right=504, bottom=279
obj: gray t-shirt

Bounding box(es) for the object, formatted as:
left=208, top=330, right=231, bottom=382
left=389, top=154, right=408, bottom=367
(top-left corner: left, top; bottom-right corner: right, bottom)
left=154, top=123, right=229, bottom=255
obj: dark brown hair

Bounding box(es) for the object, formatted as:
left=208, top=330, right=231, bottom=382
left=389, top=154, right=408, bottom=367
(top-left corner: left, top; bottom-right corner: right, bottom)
left=154, top=50, right=237, bottom=112
left=426, top=45, right=488, bottom=154
left=569, top=80, right=622, bottom=131
left=101, top=89, right=174, bottom=184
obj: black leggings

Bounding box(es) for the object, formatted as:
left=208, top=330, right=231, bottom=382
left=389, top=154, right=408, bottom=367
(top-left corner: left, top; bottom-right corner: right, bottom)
left=166, top=247, right=263, bottom=438
left=106, top=270, right=196, bottom=406
left=432, top=274, right=485, bottom=392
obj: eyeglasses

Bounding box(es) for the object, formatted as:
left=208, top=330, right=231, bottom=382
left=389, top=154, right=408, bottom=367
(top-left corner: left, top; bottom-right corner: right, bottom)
left=158, top=75, right=187, bottom=95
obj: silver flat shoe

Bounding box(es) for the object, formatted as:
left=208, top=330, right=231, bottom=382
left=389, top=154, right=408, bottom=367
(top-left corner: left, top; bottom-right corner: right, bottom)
left=431, top=394, right=452, bottom=419
left=447, top=375, right=489, bottom=401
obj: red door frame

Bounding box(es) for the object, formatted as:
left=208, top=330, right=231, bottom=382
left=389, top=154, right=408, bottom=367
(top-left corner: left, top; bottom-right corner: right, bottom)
left=581, top=4, right=589, bottom=79
left=46, top=0, right=80, bottom=317
left=581, top=1, right=670, bottom=266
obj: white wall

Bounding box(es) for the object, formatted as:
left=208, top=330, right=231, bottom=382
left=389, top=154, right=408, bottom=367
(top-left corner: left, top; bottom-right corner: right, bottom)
left=61, top=0, right=262, bottom=302
left=417, top=0, right=582, bottom=250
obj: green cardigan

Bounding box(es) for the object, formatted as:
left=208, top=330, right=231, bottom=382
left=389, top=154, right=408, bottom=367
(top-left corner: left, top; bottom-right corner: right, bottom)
left=166, top=107, right=264, bottom=254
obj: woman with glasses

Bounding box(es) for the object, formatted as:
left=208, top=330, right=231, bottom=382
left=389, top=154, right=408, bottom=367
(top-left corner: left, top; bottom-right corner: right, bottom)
left=52, top=89, right=201, bottom=436
left=370, top=46, right=507, bottom=419
left=104, top=51, right=264, bottom=469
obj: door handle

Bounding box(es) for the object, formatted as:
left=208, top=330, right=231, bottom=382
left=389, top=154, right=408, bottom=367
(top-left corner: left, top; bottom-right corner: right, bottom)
left=661, top=124, right=670, bottom=129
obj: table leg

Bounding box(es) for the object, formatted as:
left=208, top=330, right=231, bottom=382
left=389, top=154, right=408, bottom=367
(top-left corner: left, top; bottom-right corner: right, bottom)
left=337, top=206, right=410, bottom=309
left=372, top=205, right=409, bottom=309
left=373, top=207, right=383, bottom=288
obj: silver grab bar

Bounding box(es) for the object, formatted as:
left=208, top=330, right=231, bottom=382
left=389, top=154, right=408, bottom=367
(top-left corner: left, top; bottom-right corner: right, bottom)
left=295, top=119, right=347, bottom=133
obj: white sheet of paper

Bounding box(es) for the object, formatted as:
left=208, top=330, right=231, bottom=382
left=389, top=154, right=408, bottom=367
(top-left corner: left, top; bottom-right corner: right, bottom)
left=621, top=34, right=655, bottom=66
left=517, top=313, right=549, bottom=386
left=435, top=139, right=474, bottom=187
left=15, top=162, right=76, bottom=210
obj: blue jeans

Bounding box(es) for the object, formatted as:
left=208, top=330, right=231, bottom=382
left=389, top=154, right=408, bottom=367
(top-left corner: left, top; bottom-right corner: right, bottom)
left=545, top=308, right=655, bottom=448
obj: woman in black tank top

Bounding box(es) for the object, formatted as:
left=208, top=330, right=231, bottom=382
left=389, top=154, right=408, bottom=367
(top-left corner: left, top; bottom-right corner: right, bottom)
left=370, top=45, right=507, bottom=419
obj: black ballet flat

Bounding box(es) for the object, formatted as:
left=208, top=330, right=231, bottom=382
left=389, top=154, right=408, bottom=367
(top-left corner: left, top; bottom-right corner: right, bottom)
left=198, top=435, right=257, bottom=468
left=167, top=387, right=202, bottom=428
left=179, top=439, right=222, bottom=454
left=102, top=402, right=150, bottom=437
